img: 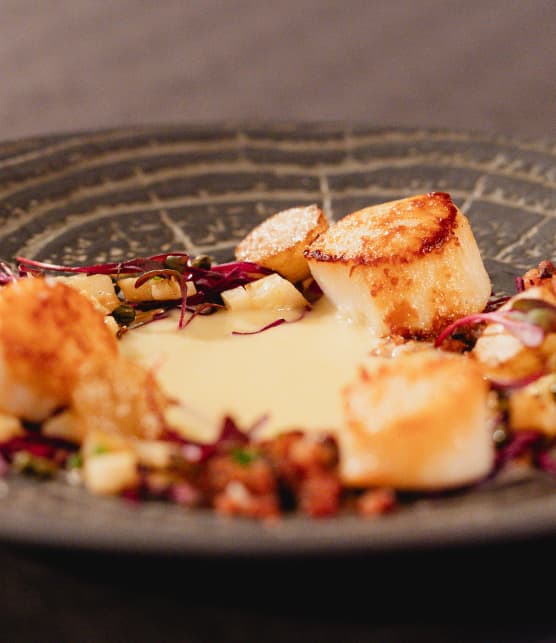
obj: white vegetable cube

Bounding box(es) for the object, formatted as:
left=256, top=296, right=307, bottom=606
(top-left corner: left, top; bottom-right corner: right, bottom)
left=117, top=276, right=196, bottom=302
left=473, top=287, right=556, bottom=381
left=83, top=451, right=139, bottom=495
left=0, top=413, right=24, bottom=442
left=221, top=274, right=308, bottom=312
left=509, top=374, right=556, bottom=436
left=133, top=439, right=175, bottom=469
left=247, top=273, right=308, bottom=310
left=42, top=410, right=81, bottom=443
left=151, top=278, right=181, bottom=301
left=57, top=274, right=120, bottom=314
left=221, top=285, right=251, bottom=311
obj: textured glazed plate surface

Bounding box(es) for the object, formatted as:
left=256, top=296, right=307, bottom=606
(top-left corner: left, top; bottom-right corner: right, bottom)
left=1, top=124, right=556, bottom=556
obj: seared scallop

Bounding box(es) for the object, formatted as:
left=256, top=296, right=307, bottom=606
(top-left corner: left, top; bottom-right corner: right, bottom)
left=235, top=204, right=328, bottom=283
left=0, top=278, right=118, bottom=421
left=72, top=356, right=169, bottom=441
left=304, top=192, right=491, bottom=337
left=0, top=277, right=170, bottom=443
left=339, top=350, right=494, bottom=490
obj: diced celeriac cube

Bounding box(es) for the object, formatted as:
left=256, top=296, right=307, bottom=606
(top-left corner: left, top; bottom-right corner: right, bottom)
left=509, top=374, right=556, bottom=436
left=221, top=273, right=308, bottom=312
left=117, top=276, right=196, bottom=302
left=473, top=287, right=556, bottom=381
left=42, top=410, right=82, bottom=443
left=83, top=451, right=139, bottom=495
left=0, top=412, right=24, bottom=442
left=57, top=274, right=120, bottom=314
left=133, top=439, right=176, bottom=469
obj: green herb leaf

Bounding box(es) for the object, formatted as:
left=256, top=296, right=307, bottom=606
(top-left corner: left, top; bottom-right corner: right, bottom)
left=231, top=448, right=258, bottom=466
left=67, top=453, right=83, bottom=469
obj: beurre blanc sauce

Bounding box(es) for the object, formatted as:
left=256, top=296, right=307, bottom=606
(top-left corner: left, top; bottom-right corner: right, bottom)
left=120, top=298, right=379, bottom=443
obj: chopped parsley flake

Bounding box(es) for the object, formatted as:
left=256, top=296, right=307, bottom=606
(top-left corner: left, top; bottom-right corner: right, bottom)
left=231, top=448, right=258, bottom=466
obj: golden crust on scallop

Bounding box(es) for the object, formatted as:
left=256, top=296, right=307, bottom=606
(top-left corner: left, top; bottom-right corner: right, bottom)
left=0, top=278, right=118, bottom=419
left=235, top=204, right=328, bottom=283
left=339, top=351, right=494, bottom=490
left=305, top=192, right=457, bottom=266
left=72, top=357, right=169, bottom=441
left=304, top=192, right=491, bottom=336
left=0, top=278, right=169, bottom=439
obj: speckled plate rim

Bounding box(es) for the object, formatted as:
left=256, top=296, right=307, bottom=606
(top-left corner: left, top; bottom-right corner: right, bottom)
left=1, top=123, right=556, bottom=557
left=2, top=480, right=556, bottom=557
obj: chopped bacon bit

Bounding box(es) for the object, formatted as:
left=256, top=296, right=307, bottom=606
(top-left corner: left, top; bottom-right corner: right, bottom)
left=204, top=453, right=276, bottom=496
left=356, top=488, right=397, bottom=517
left=213, top=483, right=280, bottom=519
left=262, top=432, right=338, bottom=485
left=538, top=260, right=555, bottom=279
left=164, top=427, right=343, bottom=517
left=298, top=472, right=342, bottom=518
left=261, top=431, right=341, bottom=516
left=521, top=260, right=556, bottom=291
left=437, top=336, right=473, bottom=354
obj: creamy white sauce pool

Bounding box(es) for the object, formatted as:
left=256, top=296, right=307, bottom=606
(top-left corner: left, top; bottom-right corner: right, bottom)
left=120, top=299, right=379, bottom=442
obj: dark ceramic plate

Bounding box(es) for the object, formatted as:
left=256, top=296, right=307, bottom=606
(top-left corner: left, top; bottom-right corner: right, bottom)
left=1, top=124, right=556, bottom=556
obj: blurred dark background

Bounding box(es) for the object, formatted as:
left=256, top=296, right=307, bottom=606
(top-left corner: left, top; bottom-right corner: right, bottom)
left=1, top=0, right=555, bottom=142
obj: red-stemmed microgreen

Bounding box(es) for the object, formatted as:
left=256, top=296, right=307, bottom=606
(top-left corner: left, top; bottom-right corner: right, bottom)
left=0, top=261, right=17, bottom=285
left=231, top=306, right=310, bottom=336
left=435, top=297, right=556, bottom=350
left=11, top=253, right=274, bottom=332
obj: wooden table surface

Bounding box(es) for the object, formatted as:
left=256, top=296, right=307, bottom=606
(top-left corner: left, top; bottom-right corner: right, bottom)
left=1, top=0, right=555, bottom=142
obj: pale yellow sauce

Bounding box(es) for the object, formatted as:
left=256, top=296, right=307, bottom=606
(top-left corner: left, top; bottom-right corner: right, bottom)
left=120, top=299, right=380, bottom=442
